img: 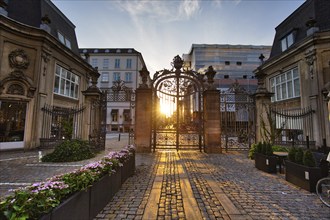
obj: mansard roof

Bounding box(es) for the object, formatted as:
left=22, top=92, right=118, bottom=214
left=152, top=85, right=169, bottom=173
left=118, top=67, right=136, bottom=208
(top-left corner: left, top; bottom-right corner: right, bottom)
left=6, top=0, right=79, bottom=54
left=270, top=0, right=330, bottom=59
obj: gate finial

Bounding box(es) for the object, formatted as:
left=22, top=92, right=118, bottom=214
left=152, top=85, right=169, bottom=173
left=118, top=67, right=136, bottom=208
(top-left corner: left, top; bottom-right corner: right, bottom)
left=139, top=65, right=149, bottom=88
left=172, top=55, right=183, bottom=71
left=205, top=66, right=216, bottom=89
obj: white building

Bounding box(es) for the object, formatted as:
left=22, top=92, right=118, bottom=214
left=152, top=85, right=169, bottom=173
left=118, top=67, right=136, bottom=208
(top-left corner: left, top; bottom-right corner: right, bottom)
left=80, top=48, right=148, bottom=132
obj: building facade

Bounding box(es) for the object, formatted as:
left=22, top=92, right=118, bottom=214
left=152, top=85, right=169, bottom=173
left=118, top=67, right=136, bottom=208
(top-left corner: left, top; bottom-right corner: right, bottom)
left=0, top=0, right=101, bottom=150
left=183, top=44, right=271, bottom=92
left=254, top=0, right=330, bottom=149
left=80, top=48, right=148, bottom=132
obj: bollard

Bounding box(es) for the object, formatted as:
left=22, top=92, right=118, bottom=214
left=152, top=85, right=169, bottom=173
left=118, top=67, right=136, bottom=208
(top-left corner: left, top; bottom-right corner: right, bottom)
left=38, top=151, right=42, bottom=162
left=118, top=133, right=121, bottom=141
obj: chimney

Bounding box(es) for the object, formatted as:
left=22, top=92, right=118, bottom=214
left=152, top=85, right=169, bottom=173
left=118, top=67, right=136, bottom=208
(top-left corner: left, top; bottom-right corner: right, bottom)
left=40, top=15, right=51, bottom=33
left=306, top=18, right=319, bottom=36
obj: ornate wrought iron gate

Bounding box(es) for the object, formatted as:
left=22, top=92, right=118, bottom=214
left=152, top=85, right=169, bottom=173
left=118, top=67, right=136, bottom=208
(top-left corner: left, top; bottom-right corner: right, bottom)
left=88, top=91, right=107, bottom=152
left=151, top=56, right=205, bottom=151
left=220, top=82, right=256, bottom=151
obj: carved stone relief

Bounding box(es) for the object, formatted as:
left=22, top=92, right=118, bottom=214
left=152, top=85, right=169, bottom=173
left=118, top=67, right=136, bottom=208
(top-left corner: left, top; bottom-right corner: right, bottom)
left=8, top=49, right=30, bottom=70
left=305, top=49, right=316, bottom=80
left=7, top=84, right=25, bottom=95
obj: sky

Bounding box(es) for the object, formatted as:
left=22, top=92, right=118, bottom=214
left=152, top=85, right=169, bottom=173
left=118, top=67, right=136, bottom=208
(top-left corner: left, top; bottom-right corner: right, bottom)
left=52, top=0, right=305, bottom=74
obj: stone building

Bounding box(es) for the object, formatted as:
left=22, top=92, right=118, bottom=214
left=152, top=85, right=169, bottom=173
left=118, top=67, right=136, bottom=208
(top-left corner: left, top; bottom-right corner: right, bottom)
left=80, top=48, right=148, bottom=132
left=0, top=0, right=101, bottom=150
left=254, top=0, right=330, bottom=149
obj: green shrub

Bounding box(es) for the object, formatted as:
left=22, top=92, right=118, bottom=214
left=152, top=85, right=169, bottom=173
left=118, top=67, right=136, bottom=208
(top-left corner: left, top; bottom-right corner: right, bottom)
left=295, top=148, right=304, bottom=165
left=256, top=142, right=263, bottom=154
left=288, top=147, right=297, bottom=162
left=264, top=142, right=273, bottom=156
left=303, top=150, right=316, bottom=167
left=42, top=140, right=94, bottom=162
left=248, top=143, right=257, bottom=159
left=272, top=145, right=289, bottom=152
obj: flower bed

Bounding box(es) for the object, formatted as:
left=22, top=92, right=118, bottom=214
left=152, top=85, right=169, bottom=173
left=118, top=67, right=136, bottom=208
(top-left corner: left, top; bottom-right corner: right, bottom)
left=0, top=145, right=135, bottom=220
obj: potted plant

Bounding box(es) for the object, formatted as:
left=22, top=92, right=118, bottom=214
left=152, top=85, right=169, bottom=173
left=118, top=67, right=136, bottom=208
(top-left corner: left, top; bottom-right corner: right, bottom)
left=285, top=147, right=329, bottom=192
left=254, top=142, right=278, bottom=173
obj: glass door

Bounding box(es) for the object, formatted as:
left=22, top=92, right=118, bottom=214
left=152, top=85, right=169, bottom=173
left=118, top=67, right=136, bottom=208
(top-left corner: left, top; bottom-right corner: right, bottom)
left=0, top=101, right=27, bottom=149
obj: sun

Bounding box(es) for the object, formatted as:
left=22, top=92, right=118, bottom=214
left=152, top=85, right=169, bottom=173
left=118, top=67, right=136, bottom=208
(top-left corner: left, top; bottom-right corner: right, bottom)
left=160, top=103, right=173, bottom=117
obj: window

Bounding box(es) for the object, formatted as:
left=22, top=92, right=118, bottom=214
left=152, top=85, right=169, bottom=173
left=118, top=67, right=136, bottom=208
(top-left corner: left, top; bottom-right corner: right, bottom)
left=236, top=61, right=242, bottom=66
left=281, top=32, right=295, bottom=51
left=111, top=109, right=118, bottom=122
left=126, top=59, right=132, bottom=69
left=125, top=72, right=132, bottom=82
left=113, top=72, right=120, bottom=81
left=225, top=61, right=230, bottom=65
left=115, top=59, right=120, bottom=68
left=101, top=72, right=109, bottom=82
left=54, top=65, right=79, bottom=99
left=57, top=31, right=71, bottom=49
left=91, top=58, right=98, bottom=68
left=270, top=67, right=300, bottom=102
left=103, top=59, right=109, bottom=69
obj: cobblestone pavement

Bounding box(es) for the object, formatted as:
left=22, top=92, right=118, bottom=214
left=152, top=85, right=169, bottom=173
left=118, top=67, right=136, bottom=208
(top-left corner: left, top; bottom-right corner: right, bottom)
left=96, top=151, right=329, bottom=220
left=1, top=142, right=329, bottom=219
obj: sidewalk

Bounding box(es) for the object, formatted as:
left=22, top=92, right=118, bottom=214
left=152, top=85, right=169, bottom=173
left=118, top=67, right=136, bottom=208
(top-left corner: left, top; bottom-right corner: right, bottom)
left=0, top=133, right=130, bottom=198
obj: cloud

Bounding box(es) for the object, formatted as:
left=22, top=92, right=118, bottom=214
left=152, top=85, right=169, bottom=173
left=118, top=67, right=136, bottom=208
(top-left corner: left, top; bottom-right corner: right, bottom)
left=114, top=0, right=201, bottom=23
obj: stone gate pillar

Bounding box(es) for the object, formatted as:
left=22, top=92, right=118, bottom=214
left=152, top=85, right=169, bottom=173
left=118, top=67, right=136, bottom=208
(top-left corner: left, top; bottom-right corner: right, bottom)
left=135, top=67, right=152, bottom=153
left=254, top=69, right=273, bottom=144
left=203, top=66, right=222, bottom=153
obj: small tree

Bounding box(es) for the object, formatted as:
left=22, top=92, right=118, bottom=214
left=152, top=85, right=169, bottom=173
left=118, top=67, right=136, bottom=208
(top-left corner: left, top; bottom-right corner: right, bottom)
left=260, top=104, right=284, bottom=146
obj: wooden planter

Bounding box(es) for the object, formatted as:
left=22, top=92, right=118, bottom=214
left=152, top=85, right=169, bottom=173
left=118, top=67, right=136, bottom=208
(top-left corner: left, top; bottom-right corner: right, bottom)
left=285, top=160, right=329, bottom=192
left=254, top=152, right=278, bottom=173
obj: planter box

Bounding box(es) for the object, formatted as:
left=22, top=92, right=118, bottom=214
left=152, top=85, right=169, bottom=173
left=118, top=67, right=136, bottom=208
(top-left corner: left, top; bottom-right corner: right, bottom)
left=89, top=169, right=122, bottom=219
left=254, top=153, right=277, bottom=173
left=51, top=189, right=90, bottom=220
left=121, top=154, right=135, bottom=184
left=39, top=151, right=135, bottom=220
left=285, top=160, right=329, bottom=192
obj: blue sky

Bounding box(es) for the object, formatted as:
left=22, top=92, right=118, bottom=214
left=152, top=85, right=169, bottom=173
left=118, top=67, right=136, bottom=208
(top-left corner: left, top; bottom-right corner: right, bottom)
left=52, top=0, right=305, bottom=73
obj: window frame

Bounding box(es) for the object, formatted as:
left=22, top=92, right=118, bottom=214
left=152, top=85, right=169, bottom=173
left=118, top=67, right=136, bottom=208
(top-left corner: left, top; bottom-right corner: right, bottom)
left=54, top=64, right=79, bottom=99
left=103, top=59, right=109, bottom=69
left=113, top=72, right=121, bottom=82
left=115, top=59, right=120, bottom=69
left=125, top=72, right=132, bottom=82
left=281, top=31, right=295, bottom=52
left=126, top=59, right=132, bottom=69
left=270, top=67, right=300, bottom=102
left=101, top=72, right=109, bottom=82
